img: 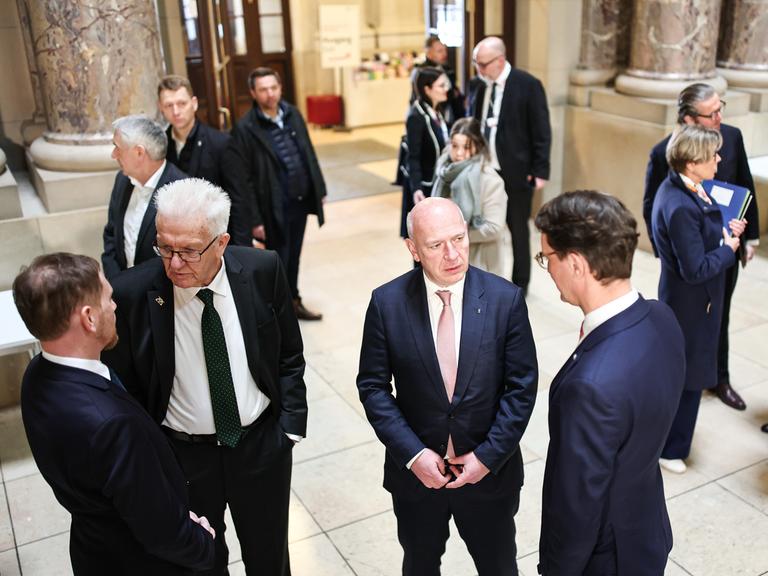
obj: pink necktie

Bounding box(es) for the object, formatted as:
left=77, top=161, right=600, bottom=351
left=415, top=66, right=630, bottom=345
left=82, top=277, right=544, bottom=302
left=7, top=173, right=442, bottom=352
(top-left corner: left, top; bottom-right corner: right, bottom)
left=436, top=290, right=457, bottom=457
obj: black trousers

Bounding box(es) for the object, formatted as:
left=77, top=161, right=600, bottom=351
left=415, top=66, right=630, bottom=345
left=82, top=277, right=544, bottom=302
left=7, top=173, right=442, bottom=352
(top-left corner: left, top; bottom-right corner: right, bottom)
left=167, top=418, right=294, bottom=576
left=274, top=198, right=310, bottom=300
left=661, top=389, right=702, bottom=460
left=392, top=486, right=520, bottom=576
left=717, top=262, right=739, bottom=383
left=500, top=173, right=534, bottom=291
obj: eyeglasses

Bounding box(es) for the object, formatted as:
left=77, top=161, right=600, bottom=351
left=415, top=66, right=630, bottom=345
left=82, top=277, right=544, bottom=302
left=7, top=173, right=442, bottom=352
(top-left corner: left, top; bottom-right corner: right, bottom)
left=695, top=100, right=726, bottom=120
left=473, top=54, right=502, bottom=69
left=153, top=235, right=219, bottom=263
left=535, top=250, right=557, bottom=269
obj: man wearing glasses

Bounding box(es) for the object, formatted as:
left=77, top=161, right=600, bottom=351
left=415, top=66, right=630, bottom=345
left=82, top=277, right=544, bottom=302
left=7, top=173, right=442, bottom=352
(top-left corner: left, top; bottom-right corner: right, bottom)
left=469, top=36, right=552, bottom=296
left=643, top=83, right=760, bottom=412
left=103, top=178, right=307, bottom=576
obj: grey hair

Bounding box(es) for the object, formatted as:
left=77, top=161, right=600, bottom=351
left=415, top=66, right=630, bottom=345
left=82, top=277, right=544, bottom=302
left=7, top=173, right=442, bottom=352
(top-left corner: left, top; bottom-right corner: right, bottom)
left=677, top=83, right=718, bottom=124
left=665, top=124, right=722, bottom=173
left=155, top=178, right=231, bottom=236
left=112, top=115, right=167, bottom=161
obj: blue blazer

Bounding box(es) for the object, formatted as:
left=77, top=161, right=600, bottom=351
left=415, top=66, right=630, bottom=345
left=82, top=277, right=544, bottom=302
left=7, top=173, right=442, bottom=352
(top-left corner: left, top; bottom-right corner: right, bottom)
left=652, top=171, right=736, bottom=390
left=539, top=296, right=685, bottom=576
left=21, top=356, right=214, bottom=575
left=643, top=123, right=760, bottom=254
left=356, top=266, right=538, bottom=498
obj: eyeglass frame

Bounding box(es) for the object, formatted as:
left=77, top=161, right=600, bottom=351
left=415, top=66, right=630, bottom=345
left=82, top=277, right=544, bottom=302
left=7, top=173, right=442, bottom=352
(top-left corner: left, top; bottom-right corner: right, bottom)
left=153, top=234, right=219, bottom=263
left=472, top=54, right=503, bottom=70
left=694, top=100, right=726, bottom=120
left=534, top=250, right=557, bottom=269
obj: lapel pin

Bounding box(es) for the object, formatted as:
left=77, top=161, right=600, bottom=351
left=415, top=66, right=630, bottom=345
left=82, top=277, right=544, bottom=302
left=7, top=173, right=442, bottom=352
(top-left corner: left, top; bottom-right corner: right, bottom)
left=155, top=297, right=165, bottom=306
left=476, top=308, right=481, bottom=314
left=197, top=140, right=202, bottom=147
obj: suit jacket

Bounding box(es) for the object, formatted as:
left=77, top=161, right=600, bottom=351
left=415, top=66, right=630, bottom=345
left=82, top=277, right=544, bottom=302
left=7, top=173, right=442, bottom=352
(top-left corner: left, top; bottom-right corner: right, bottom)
left=538, top=297, right=685, bottom=576
left=21, top=356, right=214, bottom=575
left=643, top=123, right=760, bottom=254
left=652, top=171, right=736, bottom=390
left=165, top=120, right=251, bottom=246
left=230, top=102, right=326, bottom=248
left=470, top=67, right=551, bottom=191
left=102, top=162, right=187, bottom=280
left=405, top=99, right=447, bottom=194
left=102, top=247, right=307, bottom=436
left=356, top=266, right=538, bottom=498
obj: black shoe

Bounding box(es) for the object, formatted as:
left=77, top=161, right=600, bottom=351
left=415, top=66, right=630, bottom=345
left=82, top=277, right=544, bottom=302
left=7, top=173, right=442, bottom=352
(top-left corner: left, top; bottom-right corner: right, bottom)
left=293, top=298, right=323, bottom=321
left=714, top=381, right=746, bottom=411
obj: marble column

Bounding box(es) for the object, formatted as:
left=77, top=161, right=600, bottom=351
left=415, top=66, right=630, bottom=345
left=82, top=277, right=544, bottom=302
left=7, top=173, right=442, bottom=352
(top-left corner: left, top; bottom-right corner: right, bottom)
left=615, top=0, right=727, bottom=98
left=570, top=0, right=632, bottom=86
left=717, top=0, right=768, bottom=89
left=22, top=0, right=164, bottom=171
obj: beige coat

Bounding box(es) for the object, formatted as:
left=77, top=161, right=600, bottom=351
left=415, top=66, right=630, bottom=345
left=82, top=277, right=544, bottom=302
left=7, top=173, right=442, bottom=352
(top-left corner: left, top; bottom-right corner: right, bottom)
left=468, top=165, right=512, bottom=278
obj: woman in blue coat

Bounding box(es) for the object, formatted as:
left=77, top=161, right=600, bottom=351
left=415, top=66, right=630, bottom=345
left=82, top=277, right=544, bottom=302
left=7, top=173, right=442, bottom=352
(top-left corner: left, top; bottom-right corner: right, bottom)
left=651, top=124, right=745, bottom=474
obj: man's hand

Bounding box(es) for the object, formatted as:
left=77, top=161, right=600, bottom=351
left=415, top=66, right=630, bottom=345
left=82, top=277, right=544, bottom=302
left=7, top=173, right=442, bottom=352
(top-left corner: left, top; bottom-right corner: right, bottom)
left=528, top=175, right=548, bottom=190
left=746, top=244, right=756, bottom=262
left=411, top=449, right=451, bottom=489
left=413, top=190, right=426, bottom=204
left=445, top=451, right=490, bottom=489
left=252, top=225, right=266, bottom=241
left=190, top=511, right=216, bottom=539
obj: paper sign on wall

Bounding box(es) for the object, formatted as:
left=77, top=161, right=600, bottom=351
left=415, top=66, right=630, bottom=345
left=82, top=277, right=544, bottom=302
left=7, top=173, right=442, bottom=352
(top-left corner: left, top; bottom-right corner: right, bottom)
left=319, top=5, right=361, bottom=69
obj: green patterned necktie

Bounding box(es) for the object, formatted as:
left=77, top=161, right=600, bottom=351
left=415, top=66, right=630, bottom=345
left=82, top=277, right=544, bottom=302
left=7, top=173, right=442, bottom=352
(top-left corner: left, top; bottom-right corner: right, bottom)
left=197, top=288, right=242, bottom=447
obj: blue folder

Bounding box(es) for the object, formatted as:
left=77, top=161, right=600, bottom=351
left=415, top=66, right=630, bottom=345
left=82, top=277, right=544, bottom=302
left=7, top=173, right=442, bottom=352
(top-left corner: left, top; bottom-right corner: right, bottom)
left=702, top=179, right=752, bottom=236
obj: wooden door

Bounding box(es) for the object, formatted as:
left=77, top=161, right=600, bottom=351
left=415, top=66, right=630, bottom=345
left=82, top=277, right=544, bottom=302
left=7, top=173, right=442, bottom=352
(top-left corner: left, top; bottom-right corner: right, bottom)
left=178, top=0, right=295, bottom=128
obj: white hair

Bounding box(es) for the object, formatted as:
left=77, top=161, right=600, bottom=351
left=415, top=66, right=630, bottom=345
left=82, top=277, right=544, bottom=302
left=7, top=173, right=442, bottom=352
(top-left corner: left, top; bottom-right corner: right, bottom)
left=155, top=178, right=231, bottom=236
left=112, top=114, right=167, bottom=161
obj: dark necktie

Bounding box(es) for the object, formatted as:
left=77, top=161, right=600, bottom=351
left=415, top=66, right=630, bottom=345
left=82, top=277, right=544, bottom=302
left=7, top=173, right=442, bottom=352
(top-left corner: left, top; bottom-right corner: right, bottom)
left=484, top=82, right=497, bottom=142
left=197, top=288, right=242, bottom=447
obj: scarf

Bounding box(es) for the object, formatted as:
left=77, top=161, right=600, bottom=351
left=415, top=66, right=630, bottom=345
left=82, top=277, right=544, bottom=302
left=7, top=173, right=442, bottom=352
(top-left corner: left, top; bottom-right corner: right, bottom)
left=431, top=152, right=485, bottom=227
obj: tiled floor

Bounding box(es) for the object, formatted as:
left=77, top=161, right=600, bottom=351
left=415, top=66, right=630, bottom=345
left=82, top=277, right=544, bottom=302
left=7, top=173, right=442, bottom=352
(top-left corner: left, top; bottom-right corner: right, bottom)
left=1, top=124, right=767, bottom=575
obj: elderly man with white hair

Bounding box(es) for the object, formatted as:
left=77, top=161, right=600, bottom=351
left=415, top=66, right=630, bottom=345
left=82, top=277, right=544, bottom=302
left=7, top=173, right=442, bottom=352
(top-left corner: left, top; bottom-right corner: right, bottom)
left=103, top=178, right=307, bottom=576
left=102, top=114, right=187, bottom=279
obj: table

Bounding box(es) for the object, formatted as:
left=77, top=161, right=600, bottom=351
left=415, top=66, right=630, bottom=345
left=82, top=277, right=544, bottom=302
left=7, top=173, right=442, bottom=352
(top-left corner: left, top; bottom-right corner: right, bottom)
left=0, top=289, right=39, bottom=358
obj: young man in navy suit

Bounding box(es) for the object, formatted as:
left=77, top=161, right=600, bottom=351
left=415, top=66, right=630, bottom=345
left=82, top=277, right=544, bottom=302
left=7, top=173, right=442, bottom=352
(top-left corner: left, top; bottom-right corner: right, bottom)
left=535, top=191, right=686, bottom=575
left=13, top=253, right=215, bottom=575
left=357, top=197, right=538, bottom=575
left=643, top=83, right=760, bottom=411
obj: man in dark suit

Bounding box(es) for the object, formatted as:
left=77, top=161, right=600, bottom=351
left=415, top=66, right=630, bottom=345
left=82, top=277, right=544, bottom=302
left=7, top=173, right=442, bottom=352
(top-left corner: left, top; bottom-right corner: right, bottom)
left=157, top=75, right=251, bottom=246
left=534, top=191, right=686, bottom=575
left=470, top=36, right=551, bottom=294
left=102, top=115, right=187, bottom=280
left=356, top=197, right=538, bottom=575
left=230, top=67, right=326, bottom=320
left=103, top=178, right=306, bottom=576
left=411, top=35, right=465, bottom=123
left=13, top=252, right=215, bottom=575
left=643, top=83, right=760, bottom=411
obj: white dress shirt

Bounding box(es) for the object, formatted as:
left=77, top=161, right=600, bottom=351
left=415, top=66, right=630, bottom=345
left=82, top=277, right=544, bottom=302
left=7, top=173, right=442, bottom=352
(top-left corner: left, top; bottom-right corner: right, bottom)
left=123, top=161, right=166, bottom=268
left=163, top=260, right=271, bottom=434
left=580, top=288, right=639, bottom=342
left=481, top=61, right=512, bottom=171
left=407, top=272, right=466, bottom=468
left=42, top=350, right=112, bottom=382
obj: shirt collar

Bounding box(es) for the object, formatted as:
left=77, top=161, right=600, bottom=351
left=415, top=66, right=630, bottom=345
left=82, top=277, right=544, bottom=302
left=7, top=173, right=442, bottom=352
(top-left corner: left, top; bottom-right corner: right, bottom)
left=581, top=288, right=639, bottom=340
left=173, top=258, right=229, bottom=308
left=423, top=271, right=466, bottom=303
left=679, top=173, right=702, bottom=193
left=41, top=351, right=112, bottom=382
left=256, top=103, right=285, bottom=125
left=129, top=160, right=166, bottom=190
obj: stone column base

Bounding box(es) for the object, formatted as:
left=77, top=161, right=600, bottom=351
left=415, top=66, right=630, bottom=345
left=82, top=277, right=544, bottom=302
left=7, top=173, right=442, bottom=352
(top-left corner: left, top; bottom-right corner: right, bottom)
left=26, top=151, right=117, bottom=213
left=29, top=137, right=116, bottom=172
left=0, top=167, right=21, bottom=220
left=718, top=67, right=768, bottom=90
left=615, top=73, right=728, bottom=99
left=570, top=68, right=616, bottom=86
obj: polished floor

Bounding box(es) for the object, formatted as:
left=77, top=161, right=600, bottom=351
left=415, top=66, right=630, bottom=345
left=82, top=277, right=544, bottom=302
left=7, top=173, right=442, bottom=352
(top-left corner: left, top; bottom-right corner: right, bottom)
left=1, top=124, right=767, bottom=575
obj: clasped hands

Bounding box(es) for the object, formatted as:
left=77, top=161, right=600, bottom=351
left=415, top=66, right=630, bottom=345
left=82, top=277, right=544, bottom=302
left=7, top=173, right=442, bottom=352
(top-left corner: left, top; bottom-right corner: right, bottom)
left=411, top=448, right=489, bottom=490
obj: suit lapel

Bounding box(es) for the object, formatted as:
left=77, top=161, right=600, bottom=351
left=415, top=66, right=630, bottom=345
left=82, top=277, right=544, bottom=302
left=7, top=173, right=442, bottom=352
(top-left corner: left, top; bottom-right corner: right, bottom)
left=147, top=274, right=175, bottom=409
left=115, top=177, right=133, bottom=269
left=187, top=122, right=204, bottom=177
left=225, top=251, right=262, bottom=377
left=405, top=272, right=451, bottom=408
left=244, top=109, right=279, bottom=165
left=453, top=269, right=486, bottom=406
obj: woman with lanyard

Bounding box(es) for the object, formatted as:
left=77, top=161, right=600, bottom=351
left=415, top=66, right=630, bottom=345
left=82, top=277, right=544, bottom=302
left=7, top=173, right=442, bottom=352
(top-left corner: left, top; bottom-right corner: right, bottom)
left=651, top=124, right=745, bottom=475
left=399, top=66, right=450, bottom=239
